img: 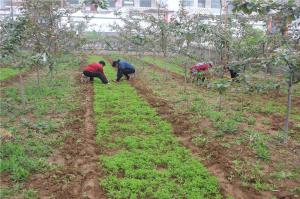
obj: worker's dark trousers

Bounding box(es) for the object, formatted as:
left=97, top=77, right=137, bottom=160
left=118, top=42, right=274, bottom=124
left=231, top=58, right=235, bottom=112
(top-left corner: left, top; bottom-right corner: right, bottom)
left=83, top=71, right=108, bottom=84
left=123, top=68, right=135, bottom=80
left=229, top=70, right=238, bottom=79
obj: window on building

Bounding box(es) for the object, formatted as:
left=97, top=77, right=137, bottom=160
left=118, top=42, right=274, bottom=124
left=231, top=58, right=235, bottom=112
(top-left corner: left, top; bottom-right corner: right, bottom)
left=211, top=0, right=221, bottom=8
left=140, top=0, right=152, bottom=7
left=123, top=0, right=134, bottom=6
left=107, top=0, right=115, bottom=7
left=198, top=0, right=205, bottom=7
left=182, top=0, right=194, bottom=7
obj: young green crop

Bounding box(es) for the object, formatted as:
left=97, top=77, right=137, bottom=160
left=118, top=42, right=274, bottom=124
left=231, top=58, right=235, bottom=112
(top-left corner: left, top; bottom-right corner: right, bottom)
left=91, top=55, right=222, bottom=199
left=143, top=56, right=184, bottom=74
left=0, top=68, right=20, bottom=81
left=0, top=54, right=81, bottom=189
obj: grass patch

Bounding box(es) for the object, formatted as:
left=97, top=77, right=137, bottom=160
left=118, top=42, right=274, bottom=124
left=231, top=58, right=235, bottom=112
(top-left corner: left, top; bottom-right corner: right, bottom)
left=0, top=185, right=38, bottom=199
left=143, top=56, right=185, bottom=75
left=0, top=68, right=22, bottom=81
left=92, top=55, right=221, bottom=199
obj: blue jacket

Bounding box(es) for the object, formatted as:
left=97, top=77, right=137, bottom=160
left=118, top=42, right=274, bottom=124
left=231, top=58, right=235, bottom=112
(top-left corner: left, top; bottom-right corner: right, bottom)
left=119, top=61, right=134, bottom=70
left=117, top=61, right=135, bottom=81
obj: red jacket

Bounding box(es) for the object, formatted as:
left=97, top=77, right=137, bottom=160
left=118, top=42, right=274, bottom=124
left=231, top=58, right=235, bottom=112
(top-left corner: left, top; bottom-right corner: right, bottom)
left=190, top=63, right=210, bottom=76
left=84, top=62, right=106, bottom=78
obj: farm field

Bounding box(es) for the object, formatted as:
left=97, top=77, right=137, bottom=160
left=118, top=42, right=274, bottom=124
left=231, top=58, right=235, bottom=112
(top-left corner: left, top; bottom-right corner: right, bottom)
left=0, top=52, right=299, bottom=199
left=104, top=52, right=300, bottom=198
left=0, top=54, right=97, bottom=198
left=1, top=0, right=300, bottom=198
left=91, top=55, right=221, bottom=198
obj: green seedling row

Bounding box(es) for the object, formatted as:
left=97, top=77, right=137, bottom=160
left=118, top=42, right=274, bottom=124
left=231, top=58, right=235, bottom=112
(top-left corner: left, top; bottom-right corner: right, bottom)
left=90, top=55, right=222, bottom=199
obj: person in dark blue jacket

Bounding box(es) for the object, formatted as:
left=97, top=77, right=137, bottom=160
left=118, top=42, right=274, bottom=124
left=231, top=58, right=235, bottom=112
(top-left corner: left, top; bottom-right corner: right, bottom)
left=112, top=59, right=135, bottom=82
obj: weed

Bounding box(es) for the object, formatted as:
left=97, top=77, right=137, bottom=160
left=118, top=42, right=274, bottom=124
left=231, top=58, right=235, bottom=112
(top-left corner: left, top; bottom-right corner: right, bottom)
left=254, top=181, right=273, bottom=191
left=215, top=119, right=239, bottom=134
left=204, top=110, right=224, bottom=122
left=262, top=118, right=270, bottom=125
left=192, top=134, right=208, bottom=147
left=291, top=187, right=300, bottom=194
left=0, top=183, right=23, bottom=198
left=270, top=171, right=299, bottom=180
left=232, top=111, right=245, bottom=123
left=247, top=130, right=271, bottom=161
left=258, top=101, right=285, bottom=114
left=22, top=189, right=38, bottom=199
left=247, top=116, right=256, bottom=125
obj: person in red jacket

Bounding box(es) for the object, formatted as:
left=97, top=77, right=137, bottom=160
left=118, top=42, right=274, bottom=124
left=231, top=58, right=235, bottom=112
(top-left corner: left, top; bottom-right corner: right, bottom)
left=83, top=60, right=108, bottom=84
left=190, top=62, right=212, bottom=82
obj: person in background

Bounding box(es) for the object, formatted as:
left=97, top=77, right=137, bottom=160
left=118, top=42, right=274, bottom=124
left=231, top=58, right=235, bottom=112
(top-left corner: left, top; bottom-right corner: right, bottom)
left=112, top=59, right=135, bottom=82
left=190, top=62, right=213, bottom=83
left=227, top=63, right=240, bottom=80
left=83, top=60, right=108, bottom=84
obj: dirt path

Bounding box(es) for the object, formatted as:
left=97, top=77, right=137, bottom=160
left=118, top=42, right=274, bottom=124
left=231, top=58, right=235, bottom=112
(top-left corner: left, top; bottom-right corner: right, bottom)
left=129, top=77, right=273, bottom=199
left=26, top=77, right=106, bottom=199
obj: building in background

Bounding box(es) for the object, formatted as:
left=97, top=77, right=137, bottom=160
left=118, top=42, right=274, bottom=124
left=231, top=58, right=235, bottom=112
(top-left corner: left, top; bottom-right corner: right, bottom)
left=0, top=0, right=234, bottom=33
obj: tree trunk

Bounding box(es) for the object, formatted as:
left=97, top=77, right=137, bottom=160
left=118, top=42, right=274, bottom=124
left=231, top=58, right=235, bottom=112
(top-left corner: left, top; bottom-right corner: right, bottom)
left=18, top=73, right=26, bottom=106
left=284, top=75, right=293, bottom=141
left=36, top=65, right=40, bottom=87
left=219, top=94, right=222, bottom=111
left=10, top=0, right=13, bottom=21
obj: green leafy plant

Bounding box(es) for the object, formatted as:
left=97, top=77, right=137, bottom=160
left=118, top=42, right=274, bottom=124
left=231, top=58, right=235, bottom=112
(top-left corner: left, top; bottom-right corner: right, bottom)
left=92, top=55, right=221, bottom=198
left=211, top=79, right=231, bottom=111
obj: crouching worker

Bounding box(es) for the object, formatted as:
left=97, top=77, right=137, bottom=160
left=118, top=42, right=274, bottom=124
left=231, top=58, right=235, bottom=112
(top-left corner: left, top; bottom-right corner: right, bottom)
left=190, top=62, right=212, bottom=83
left=227, top=63, right=240, bottom=80
left=112, top=59, right=135, bottom=82
left=83, top=60, right=108, bottom=84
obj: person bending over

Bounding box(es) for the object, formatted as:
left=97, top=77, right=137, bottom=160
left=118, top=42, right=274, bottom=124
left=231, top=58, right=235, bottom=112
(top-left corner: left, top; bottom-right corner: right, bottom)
left=190, top=62, right=212, bottom=82
left=83, top=60, right=108, bottom=84
left=112, top=59, right=135, bottom=82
